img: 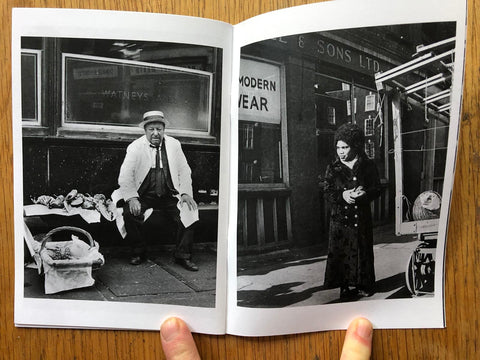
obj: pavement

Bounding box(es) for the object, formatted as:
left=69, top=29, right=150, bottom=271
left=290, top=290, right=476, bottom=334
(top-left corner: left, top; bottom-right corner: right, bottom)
left=24, top=244, right=218, bottom=308
left=24, top=223, right=431, bottom=307
left=236, top=240, right=420, bottom=307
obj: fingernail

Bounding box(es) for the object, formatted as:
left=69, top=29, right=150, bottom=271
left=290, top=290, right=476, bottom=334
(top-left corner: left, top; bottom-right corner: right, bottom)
left=161, top=317, right=181, bottom=343
left=355, top=318, right=373, bottom=341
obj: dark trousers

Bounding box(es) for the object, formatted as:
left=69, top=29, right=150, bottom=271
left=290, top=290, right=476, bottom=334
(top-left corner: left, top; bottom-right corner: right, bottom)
left=123, top=195, right=195, bottom=259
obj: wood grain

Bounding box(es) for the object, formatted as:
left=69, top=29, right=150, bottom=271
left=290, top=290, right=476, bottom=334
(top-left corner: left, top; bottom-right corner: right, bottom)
left=1, top=0, right=478, bottom=359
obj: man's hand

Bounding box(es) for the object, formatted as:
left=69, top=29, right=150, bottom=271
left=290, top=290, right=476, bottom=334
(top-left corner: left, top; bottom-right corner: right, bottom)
left=127, top=197, right=142, bottom=216
left=161, top=317, right=373, bottom=360
left=180, top=194, right=198, bottom=211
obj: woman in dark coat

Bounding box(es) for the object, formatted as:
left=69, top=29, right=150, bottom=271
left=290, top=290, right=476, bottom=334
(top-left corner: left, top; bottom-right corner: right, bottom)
left=323, top=123, right=381, bottom=299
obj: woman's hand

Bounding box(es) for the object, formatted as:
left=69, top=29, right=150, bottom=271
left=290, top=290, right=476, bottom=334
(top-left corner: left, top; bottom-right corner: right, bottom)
left=342, top=189, right=356, bottom=204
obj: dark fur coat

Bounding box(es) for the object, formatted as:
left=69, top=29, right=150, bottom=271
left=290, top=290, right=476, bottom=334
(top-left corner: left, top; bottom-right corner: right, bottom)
left=323, top=154, right=381, bottom=290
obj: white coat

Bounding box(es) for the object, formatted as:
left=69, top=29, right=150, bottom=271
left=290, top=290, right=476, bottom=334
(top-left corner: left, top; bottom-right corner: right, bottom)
left=112, top=134, right=193, bottom=202
left=111, top=134, right=197, bottom=233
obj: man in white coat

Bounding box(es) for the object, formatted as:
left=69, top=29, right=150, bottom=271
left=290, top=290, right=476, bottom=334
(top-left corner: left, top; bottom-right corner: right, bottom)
left=114, top=110, right=199, bottom=270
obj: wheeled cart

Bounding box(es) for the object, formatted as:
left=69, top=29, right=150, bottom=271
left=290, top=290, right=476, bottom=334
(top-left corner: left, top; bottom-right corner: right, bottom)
left=405, top=232, right=437, bottom=296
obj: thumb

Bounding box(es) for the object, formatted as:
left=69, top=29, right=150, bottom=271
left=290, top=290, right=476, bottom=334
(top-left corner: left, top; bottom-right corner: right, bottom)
left=161, top=317, right=201, bottom=360
left=340, top=317, right=373, bottom=360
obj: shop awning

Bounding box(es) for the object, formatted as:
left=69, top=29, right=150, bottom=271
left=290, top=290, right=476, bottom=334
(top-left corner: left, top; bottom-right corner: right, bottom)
left=374, top=37, right=456, bottom=117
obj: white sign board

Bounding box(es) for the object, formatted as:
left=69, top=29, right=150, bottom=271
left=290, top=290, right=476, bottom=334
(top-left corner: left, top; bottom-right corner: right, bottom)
left=238, top=58, right=281, bottom=124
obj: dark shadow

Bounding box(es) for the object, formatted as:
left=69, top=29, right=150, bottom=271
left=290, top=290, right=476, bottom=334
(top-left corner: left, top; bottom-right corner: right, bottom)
left=387, top=286, right=415, bottom=299
left=237, top=282, right=326, bottom=308
left=238, top=256, right=326, bottom=277
left=374, top=272, right=406, bottom=293
left=372, top=223, right=414, bottom=245
left=326, top=272, right=413, bottom=304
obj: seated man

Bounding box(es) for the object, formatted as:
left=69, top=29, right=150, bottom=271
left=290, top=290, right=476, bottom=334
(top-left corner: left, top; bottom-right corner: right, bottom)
left=113, top=110, right=199, bottom=271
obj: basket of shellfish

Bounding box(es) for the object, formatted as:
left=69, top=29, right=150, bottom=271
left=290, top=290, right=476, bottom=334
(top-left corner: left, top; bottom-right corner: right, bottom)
left=38, top=226, right=105, bottom=294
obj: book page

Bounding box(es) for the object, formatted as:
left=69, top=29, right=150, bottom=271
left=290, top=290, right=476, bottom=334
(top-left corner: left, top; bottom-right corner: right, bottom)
left=227, top=0, right=467, bottom=336
left=13, top=8, right=233, bottom=335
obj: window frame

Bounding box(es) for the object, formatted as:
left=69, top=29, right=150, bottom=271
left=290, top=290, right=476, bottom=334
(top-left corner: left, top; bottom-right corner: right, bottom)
left=60, top=52, right=214, bottom=139
left=238, top=56, right=289, bottom=190
left=391, top=90, right=440, bottom=235
left=21, top=49, right=42, bottom=126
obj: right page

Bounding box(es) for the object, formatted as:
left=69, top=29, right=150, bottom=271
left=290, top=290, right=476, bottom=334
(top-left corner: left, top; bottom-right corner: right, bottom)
left=227, top=0, right=467, bottom=336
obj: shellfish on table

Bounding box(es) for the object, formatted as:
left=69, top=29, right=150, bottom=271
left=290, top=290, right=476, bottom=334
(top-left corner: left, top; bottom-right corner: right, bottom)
left=31, top=190, right=117, bottom=221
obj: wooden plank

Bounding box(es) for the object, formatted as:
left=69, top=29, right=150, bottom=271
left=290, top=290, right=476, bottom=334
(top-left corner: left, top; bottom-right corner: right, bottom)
left=256, top=197, right=265, bottom=246
left=272, top=197, right=278, bottom=243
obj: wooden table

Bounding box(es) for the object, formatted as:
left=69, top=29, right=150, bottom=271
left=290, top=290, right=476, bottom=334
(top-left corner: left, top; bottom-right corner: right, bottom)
left=1, top=1, right=479, bottom=358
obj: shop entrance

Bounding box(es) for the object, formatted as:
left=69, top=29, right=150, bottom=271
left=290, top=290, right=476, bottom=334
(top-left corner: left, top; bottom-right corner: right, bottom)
left=314, top=73, right=389, bottom=230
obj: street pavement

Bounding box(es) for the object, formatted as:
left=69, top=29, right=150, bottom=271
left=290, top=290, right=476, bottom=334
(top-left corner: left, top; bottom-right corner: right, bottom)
left=24, top=245, right=218, bottom=308
left=236, top=223, right=427, bottom=307
left=24, top=224, right=428, bottom=308
left=236, top=240, right=419, bottom=307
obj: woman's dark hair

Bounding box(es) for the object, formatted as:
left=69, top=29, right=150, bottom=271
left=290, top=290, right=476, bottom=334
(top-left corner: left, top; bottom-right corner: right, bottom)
left=334, top=123, right=365, bottom=155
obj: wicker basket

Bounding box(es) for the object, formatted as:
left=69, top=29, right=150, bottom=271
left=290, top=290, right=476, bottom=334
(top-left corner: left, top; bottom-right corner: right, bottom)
left=412, top=191, right=441, bottom=221
left=39, top=226, right=104, bottom=294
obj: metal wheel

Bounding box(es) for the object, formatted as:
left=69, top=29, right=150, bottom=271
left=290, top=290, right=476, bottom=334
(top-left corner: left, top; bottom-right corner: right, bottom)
left=405, top=248, right=435, bottom=296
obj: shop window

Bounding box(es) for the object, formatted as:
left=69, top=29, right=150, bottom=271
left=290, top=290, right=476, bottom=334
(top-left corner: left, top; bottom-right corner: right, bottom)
left=21, top=50, right=42, bottom=125
left=239, top=121, right=283, bottom=184
left=238, top=58, right=285, bottom=185
left=242, top=123, right=254, bottom=149
left=314, top=74, right=351, bottom=126
left=315, top=74, right=384, bottom=180
left=62, top=53, right=212, bottom=136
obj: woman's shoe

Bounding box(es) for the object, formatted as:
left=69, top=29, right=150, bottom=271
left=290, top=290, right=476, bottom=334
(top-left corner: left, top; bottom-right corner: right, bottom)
left=357, top=288, right=374, bottom=297
left=340, top=287, right=358, bottom=299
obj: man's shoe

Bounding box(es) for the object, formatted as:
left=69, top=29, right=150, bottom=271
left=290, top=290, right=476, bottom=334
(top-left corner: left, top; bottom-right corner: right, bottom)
left=129, top=255, right=145, bottom=265
left=175, top=258, right=199, bottom=271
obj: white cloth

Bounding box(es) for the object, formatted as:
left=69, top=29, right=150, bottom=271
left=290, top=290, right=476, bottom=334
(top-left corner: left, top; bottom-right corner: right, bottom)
left=40, top=238, right=104, bottom=294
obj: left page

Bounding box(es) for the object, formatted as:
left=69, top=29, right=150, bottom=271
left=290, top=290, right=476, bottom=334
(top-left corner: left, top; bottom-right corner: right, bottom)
left=13, top=8, right=232, bottom=334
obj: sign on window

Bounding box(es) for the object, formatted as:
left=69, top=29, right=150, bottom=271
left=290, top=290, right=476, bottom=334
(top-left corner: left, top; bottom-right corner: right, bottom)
left=239, top=59, right=281, bottom=124
left=63, top=54, right=212, bottom=135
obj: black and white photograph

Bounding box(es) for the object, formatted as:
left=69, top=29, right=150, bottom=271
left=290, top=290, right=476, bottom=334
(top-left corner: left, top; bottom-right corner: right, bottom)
left=20, top=36, right=223, bottom=307
left=236, top=22, right=457, bottom=307
left=13, top=0, right=466, bottom=336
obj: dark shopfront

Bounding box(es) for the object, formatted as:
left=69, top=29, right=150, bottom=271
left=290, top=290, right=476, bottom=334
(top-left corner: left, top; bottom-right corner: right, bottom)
left=238, top=23, right=455, bottom=252
left=21, top=37, right=222, bottom=246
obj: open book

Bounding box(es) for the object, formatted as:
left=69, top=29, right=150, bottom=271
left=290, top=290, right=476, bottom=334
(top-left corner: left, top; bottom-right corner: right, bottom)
left=13, top=0, right=467, bottom=336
